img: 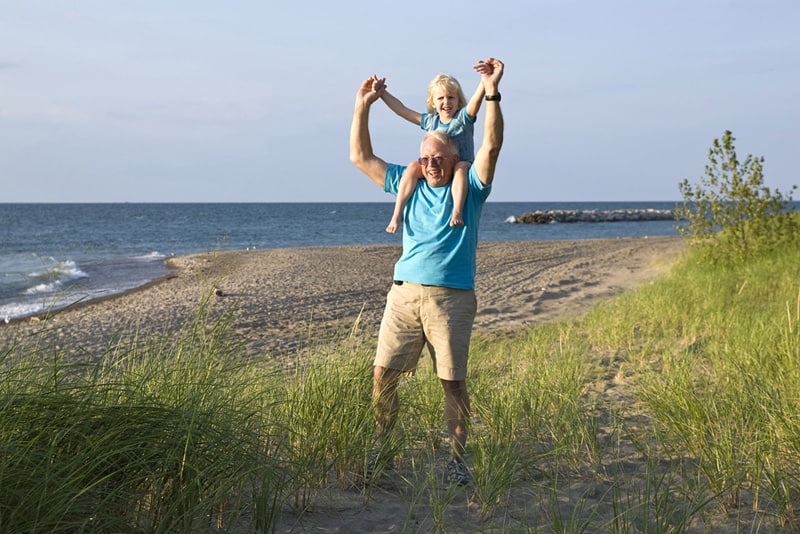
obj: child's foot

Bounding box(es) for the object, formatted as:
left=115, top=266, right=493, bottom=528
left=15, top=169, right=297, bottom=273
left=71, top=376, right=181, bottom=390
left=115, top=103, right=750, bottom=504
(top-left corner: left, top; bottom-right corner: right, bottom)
left=450, top=212, right=464, bottom=227
left=386, top=219, right=399, bottom=234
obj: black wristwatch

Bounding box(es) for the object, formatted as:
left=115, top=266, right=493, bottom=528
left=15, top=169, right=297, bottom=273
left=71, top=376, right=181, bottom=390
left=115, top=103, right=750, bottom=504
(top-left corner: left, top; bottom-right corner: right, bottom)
left=485, top=93, right=501, bottom=102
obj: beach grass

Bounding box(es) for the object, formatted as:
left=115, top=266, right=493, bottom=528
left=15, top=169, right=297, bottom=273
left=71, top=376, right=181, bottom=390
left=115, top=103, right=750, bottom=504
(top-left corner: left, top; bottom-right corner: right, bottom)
left=2, top=241, right=800, bottom=532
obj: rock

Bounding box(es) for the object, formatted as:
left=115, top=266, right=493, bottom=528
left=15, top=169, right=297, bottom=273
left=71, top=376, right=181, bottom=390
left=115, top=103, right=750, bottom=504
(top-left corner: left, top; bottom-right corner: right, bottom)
left=514, top=208, right=675, bottom=224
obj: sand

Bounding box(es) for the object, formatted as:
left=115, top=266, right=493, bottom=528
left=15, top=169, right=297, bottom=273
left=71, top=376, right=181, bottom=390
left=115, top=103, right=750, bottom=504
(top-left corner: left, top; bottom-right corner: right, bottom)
left=0, top=236, right=685, bottom=362
left=2, top=236, right=705, bottom=532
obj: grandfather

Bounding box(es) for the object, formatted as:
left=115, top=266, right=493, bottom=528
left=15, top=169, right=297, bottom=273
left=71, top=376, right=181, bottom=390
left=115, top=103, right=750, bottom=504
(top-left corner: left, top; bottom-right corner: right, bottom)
left=349, top=58, right=504, bottom=485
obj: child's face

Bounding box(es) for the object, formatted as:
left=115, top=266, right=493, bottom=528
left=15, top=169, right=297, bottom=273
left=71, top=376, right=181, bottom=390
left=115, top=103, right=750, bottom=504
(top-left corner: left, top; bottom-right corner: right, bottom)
left=431, top=86, right=459, bottom=122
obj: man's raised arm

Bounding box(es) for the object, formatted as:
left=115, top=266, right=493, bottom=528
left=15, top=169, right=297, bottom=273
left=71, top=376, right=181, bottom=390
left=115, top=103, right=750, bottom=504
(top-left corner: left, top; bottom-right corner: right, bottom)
left=472, top=58, right=505, bottom=187
left=350, top=76, right=389, bottom=189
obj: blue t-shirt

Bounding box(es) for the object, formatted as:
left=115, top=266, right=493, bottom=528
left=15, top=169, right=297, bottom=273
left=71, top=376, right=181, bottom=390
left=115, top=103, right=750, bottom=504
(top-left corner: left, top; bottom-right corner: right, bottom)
left=420, top=107, right=475, bottom=163
left=384, top=163, right=491, bottom=289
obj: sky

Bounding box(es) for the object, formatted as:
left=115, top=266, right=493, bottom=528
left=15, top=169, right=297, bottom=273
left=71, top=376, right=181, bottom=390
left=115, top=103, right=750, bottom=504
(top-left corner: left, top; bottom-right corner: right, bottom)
left=1, top=1, right=798, bottom=203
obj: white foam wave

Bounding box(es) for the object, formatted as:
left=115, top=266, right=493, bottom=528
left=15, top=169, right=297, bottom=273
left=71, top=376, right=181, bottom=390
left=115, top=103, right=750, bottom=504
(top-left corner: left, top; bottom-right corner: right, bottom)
left=24, top=281, right=60, bottom=295
left=134, top=251, right=166, bottom=260
left=24, top=260, right=88, bottom=295
left=1, top=301, right=48, bottom=323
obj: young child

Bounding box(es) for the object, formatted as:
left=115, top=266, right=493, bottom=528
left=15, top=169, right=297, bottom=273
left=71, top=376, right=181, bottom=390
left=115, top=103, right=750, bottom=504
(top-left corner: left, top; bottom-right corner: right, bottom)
left=379, top=72, right=486, bottom=233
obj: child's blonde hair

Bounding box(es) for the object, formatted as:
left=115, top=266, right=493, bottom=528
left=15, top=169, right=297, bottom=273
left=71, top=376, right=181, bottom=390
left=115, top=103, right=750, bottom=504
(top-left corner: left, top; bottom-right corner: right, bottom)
left=426, top=74, right=467, bottom=114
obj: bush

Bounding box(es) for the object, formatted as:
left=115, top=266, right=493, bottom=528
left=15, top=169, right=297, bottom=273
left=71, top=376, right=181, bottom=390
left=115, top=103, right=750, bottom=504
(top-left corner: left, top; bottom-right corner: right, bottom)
left=675, top=130, right=798, bottom=264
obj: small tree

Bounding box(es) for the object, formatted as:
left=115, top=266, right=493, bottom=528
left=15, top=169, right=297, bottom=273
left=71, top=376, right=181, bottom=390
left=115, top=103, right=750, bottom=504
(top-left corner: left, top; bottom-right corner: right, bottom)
left=675, top=130, right=797, bottom=264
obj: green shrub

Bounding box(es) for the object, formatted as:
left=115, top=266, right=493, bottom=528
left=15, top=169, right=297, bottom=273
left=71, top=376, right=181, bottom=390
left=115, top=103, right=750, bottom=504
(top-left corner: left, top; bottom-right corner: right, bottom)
left=675, top=130, right=798, bottom=264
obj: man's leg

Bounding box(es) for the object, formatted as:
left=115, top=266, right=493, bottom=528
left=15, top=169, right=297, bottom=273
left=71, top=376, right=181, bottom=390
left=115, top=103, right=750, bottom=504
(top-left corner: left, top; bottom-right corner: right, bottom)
left=441, top=378, right=470, bottom=459
left=368, top=282, right=426, bottom=479
left=442, top=378, right=473, bottom=486
left=373, top=366, right=403, bottom=439
left=420, top=284, right=476, bottom=485
left=366, top=365, right=404, bottom=479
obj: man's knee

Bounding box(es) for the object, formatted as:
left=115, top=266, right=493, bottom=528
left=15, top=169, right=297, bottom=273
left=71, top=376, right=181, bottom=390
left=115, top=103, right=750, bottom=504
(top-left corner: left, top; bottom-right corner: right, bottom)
left=443, top=377, right=469, bottom=397
left=441, top=379, right=467, bottom=395
left=374, top=366, right=402, bottom=389
left=373, top=365, right=385, bottom=383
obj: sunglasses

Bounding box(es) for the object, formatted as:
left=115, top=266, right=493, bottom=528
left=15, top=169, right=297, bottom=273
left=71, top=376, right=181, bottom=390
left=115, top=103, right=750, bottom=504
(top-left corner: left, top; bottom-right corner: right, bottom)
left=418, top=156, right=446, bottom=167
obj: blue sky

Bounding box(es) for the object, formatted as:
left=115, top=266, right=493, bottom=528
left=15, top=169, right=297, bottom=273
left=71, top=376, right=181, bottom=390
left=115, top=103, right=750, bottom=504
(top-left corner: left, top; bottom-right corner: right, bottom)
left=1, top=1, right=798, bottom=203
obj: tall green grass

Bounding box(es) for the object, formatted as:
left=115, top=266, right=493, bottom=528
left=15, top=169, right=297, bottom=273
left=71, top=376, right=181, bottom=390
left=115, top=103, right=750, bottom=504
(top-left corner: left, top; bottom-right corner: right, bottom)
left=582, top=242, right=800, bottom=528
left=2, top=242, right=800, bottom=532
left=0, top=303, right=283, bottom=532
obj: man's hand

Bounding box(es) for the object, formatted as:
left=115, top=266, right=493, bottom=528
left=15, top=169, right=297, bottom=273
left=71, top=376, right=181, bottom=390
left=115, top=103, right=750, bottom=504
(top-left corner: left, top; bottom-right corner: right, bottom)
left=356, top=75, right=386, bottom=108
left=474, top=58, right=504, bottom=93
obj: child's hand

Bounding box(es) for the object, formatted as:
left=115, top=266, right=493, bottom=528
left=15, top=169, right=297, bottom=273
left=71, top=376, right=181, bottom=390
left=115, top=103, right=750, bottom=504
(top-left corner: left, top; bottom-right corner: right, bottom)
left=370, top=75, right=386, bottom=96
left=357, top=75, right=386, bottom=106
left=474, top=58, right=504, bottom=88
left=474, top=61, right=494, bottom=75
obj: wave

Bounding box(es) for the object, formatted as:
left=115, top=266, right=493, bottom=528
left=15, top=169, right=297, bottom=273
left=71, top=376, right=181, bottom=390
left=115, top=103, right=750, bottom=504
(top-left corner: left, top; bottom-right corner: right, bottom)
left=24, top=260, right=89, bottom=295
left=1, top=253, right=170, bottom=322
left=1, top=301, right=54, bottom=323
left=133, top=251, right=166, bottom=260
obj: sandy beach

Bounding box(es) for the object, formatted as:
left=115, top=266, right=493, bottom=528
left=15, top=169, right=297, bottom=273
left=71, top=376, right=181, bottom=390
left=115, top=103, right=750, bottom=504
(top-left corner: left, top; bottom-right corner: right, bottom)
left=0, top=236, right=685, bottom=362
left=1, top=236, right=697, bottom=532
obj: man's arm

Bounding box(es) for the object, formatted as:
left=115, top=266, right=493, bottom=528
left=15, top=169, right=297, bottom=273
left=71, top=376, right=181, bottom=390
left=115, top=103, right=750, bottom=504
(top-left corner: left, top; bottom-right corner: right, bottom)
left=472, top=58, right=504, bottom=187
left=350, top=76, right=389, bottom=188
left=464, top=79, right=486, bottom=121
left=380, top=88, right=423, bottom=126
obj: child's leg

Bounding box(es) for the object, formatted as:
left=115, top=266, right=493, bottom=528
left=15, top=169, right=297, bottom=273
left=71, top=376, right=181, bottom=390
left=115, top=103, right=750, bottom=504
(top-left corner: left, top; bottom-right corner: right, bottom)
left=450, top=162, right=470, bottom=227
left=387, top=161, right=422, bottom=233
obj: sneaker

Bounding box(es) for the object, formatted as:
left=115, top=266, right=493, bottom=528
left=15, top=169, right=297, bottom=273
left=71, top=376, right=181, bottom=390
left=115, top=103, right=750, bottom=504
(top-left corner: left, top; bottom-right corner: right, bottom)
left=447, top=458, right=472, bottom=486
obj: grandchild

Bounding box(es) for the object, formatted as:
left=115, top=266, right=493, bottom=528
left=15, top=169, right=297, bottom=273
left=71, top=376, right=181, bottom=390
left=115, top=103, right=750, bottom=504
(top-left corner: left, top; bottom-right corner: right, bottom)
left=380, top=72, right=486, bottom=233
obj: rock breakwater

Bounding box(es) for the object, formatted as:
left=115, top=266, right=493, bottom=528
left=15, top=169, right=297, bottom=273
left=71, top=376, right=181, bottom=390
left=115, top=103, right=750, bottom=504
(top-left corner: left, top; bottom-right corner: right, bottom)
left=514, top=208, right=675, bottom=224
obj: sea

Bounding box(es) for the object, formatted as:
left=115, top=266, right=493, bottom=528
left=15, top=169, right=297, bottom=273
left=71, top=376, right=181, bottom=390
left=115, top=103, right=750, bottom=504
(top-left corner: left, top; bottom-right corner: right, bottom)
left=0, top=202, right=682, bottom=322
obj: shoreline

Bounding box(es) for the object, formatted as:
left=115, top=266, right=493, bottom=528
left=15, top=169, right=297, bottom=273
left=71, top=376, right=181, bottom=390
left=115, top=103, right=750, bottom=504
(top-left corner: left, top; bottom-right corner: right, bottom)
left=2, top=269, right=180, bottom=327
left=0, top=237, right=687, bottom=361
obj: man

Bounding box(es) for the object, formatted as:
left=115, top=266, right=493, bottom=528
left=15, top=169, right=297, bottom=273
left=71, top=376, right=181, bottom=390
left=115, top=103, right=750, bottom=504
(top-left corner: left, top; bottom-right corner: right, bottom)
left=349, top=58, right=504, bottom=485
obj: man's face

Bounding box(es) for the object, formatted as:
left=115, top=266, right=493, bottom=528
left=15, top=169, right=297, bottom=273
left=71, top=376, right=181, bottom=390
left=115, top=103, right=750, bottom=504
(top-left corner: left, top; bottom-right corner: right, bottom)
left=419, top=138, right=458, bottom=188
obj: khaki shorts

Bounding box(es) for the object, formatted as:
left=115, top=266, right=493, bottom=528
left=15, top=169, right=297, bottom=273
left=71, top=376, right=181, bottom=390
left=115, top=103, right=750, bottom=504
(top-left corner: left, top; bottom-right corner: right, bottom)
left=375, top=281, right=477, bottom=381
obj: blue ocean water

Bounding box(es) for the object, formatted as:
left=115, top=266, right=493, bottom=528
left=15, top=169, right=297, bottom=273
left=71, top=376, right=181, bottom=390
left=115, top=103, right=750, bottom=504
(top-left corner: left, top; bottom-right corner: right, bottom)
left=0, top=202, right=681, bottom=321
